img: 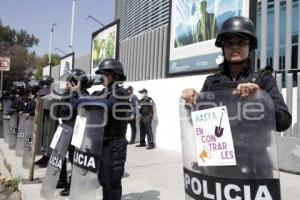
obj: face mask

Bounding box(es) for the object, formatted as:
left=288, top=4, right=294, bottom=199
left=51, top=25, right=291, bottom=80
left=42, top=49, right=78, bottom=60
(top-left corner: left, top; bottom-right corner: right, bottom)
left=141, top=93, right=147, bottom=99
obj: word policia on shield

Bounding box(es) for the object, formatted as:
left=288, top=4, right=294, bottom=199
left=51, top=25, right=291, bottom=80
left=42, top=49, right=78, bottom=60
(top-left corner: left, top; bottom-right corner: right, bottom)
left=191, top=106, right=236, bottom=166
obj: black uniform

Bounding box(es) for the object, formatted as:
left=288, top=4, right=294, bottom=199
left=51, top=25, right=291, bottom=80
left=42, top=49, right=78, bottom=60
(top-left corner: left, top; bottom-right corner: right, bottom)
left=22, top=96, right=36, bottom=116
left=199, top=61, right=292, bottom=178
left=94, top=85, right=129, bottom=200
left=138, top=97, right=155, bottom=147
left=58, top=90, right=90, bottom=189
left=128, top=94, right=138, bottom=144
left=201, top=61, right=291, bottom=132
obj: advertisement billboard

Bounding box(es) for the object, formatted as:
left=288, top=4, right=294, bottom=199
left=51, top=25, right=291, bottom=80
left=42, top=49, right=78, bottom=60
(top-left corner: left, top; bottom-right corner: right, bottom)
left=90, top=20, right=119, bottom=75
left=42, top=65, right=51, bottom=76
left=59, top=52, right=74, bottom=77
left=168, top=0, right=250, bottom=75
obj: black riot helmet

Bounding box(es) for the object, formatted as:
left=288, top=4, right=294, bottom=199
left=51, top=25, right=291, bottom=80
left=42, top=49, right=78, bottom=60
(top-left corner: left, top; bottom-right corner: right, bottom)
left=2, top=90, right=11, bottom=100
left=13, top=81, right=27, bottom=95
left=64, top=68, right=94, bottom=90
left=8, top=85, right=17, bottom=100
left=28, top=79, right=40, bottom=95
left=95, top=59, right=126, bottom=81
left=39, top=75, right=54, bottom=88
left=10, top=85, right=17, bottom=95
left=215, top=16, right=257, bottom=50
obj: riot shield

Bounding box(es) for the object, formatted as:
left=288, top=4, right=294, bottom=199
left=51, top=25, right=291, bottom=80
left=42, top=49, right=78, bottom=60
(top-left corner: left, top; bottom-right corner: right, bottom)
left=69, top=104, right=105, bottom=200
left=180, top=89, right=280, bottom=200
left=15, top=113, right=26, bottom=156
left=3, top=99, right=12, bottom=143
left=3, top=114, right=10, bottom=143
left=36, top=94, right=58, bottom=156
left=22, top=115, right=34, bottom=169
left=8, top=112, right=19, bottom=150
left=40, top=123, right=73, bottom=199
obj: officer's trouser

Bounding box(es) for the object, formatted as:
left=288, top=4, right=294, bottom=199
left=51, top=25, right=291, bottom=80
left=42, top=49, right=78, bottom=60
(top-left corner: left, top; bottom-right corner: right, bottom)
left=139, top=115, right=154, bottom=146
left=98, top=138, right=127, bottom=200
left=60, top=144, right=75, bottom=186
left=129, top=119, right=137, bottom=142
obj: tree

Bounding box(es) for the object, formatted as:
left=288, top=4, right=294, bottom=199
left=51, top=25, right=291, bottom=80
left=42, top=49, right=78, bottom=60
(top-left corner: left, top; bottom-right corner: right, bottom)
left=0, top=19, right=39, bottom=89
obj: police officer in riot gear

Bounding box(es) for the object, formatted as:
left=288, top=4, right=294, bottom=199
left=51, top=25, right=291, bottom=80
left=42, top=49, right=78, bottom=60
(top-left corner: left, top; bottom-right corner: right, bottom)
left=182, top=16, right=291, bottom=132
left=7, top=82, right=28, bottom=149
left=182, top=16, right=291, bottom=178
left=34, top=75, right=54, bottom=167
left=8, top=82, right=27, bottom=115
left=22, top=79, right=40, bottom=117
left=10, top=82, right=27, bottom=110
left=2, top=90, right=12, bottom=142
left=58, top=68, right=93, bottom=196
left=95, top=59, right=129, bottom=200
left=69, top=59, right=129, bottom=200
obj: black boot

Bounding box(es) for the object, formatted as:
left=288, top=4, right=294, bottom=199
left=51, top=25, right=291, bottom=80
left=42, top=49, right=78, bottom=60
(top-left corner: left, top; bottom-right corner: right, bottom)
left=38, top=157, right=49, bottom=168
left=136, top=143, right=146, bottom=147
left=60, top=175, right=71, bottom=196
left=35, top=155, right=49, bottom=165
left=60, top=187, right=70, bottom=196
left=56, top=181, right=68, bottom=189
left=57, top=160, right=68, bottom=189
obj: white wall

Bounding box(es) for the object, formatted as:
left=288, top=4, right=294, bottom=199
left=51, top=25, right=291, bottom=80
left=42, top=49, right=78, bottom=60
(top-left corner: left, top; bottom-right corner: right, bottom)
left=88, top=75, right=298, bottom=152
left=89, top=75, right=208, bottom=152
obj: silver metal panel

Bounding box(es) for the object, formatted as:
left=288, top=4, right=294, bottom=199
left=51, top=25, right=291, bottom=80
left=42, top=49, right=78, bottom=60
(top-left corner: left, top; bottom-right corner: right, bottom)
left=147, top=31, right=152, bottom=80
left=153, top=27, right=159, bottom=78
left=149, top=29, right=155, bottom=79
left=285, top=0, right=293, bottom=136
left=286, top=73, right=293, bottom=136
left=297, top=72, right=300, bottom=138
left=117, top=23, right=169, bottom=81
left=285, top=0, right=292, bottom=71
left=162, top=24, right=168, bottom=78
left=142, top=32, right=148, bottom=80
left=130, top=37, right=136, bottom=80
left=297, top=0, right=300, bottom=138
left=134, top=36, right=138, bottom=81
left=260, top=0, right=268, bottom=68
left=157, top=26, right=163, bottom=79
left=119, top=0, right=169, bottom=40
left=139, top=34, right=144, bottom=81
left=130, top=36, right=135, bottom=81
left=136, top=35, right=140, bottom=81
left=125, top=39, right=130, bottom=78
left=273, top=0, right=280, bottom=72
left=121, top=40, right=126, bottom=79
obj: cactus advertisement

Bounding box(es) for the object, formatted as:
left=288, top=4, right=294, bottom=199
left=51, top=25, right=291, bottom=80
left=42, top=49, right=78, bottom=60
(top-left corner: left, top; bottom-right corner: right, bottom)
left=168, top=0, right=250, bottom=75
left=91, top=20, right=119, bottom=75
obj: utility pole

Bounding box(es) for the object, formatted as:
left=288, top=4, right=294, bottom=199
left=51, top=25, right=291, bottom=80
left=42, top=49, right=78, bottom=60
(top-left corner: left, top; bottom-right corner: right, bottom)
left=49, top=23, right=57, bottom=65
left=70, top=0, right=76, bottom=53
left=87, top=15, right=105, bottom=27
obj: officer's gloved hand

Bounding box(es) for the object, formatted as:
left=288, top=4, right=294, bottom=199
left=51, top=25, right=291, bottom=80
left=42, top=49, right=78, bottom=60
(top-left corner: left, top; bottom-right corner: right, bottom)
left=232, top=83, right=259, bottom=97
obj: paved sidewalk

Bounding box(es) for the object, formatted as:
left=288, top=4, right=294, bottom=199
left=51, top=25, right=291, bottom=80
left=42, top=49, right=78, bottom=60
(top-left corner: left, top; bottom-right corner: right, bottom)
left=0, top=139, right=300, bottom=199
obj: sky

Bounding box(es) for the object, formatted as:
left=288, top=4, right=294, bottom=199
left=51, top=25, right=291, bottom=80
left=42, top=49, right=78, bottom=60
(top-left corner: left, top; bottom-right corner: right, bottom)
left=0, top=0, right=115, bottom=58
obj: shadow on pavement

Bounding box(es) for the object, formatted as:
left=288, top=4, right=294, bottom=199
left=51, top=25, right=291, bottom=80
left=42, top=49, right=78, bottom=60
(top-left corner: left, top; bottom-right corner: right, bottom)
left=122, top=190, right=160, bottom=200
